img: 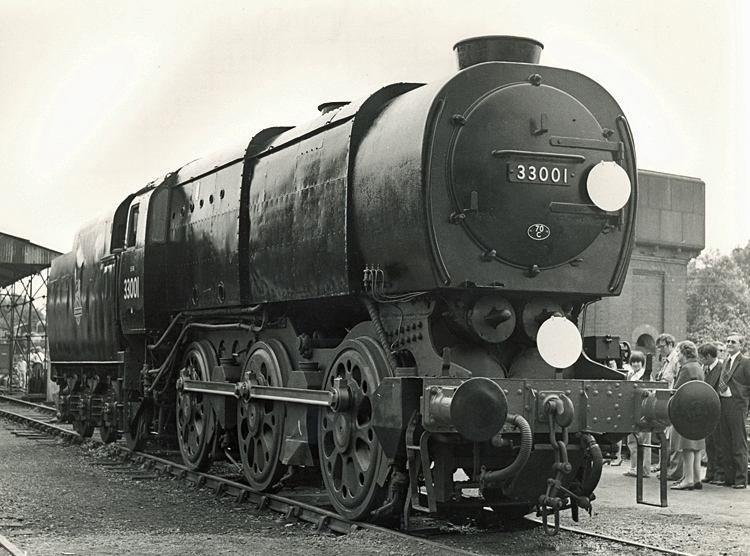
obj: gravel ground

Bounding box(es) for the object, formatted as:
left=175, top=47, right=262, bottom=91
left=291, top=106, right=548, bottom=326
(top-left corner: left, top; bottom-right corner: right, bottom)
left=1, top=421, right=749, bottom=556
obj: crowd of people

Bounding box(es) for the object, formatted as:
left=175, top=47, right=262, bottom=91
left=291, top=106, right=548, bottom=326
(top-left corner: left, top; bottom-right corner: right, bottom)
left=619, top=332, right=750, bottom=490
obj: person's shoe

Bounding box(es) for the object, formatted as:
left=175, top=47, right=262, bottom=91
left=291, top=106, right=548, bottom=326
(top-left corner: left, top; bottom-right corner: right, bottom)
left=670, top=482, right=694, bottom=490
left=611, top=459, right=623, bottom=466
left=694, top=482, right=703, bottom=490
left=701, top=477, right=713, bottom=483
left=733, top=484, right=746, bottom=489
left=723, top=482, right=736, bottom=487
left=666, top=474, right=682, bottom=481
left=623, top=470, right=638, bottom=477
left=711, top=479, right=725, bottom=485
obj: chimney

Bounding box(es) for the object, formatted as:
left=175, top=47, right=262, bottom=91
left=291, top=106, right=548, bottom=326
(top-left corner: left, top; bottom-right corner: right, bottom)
left=453, top=36, right=544, bottom=70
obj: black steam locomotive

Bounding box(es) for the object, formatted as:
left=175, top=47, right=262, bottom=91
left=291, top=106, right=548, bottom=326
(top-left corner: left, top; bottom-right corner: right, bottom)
left=47, top=36, right=716, bottom=528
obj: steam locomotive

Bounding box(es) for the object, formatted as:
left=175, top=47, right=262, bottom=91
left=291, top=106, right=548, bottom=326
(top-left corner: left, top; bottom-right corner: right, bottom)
left=47, top=36, right=718, bottom=529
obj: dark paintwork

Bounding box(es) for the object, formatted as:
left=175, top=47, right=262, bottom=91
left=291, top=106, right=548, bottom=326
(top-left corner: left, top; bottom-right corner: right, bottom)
left=44, top=38, right=670, bottom=524
left=352, top=62, right=636, bottom=295
left=48, top=211, right=122, bottom=362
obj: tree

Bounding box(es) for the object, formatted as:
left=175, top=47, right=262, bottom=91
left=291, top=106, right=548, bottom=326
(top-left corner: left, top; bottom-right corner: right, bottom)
left=686, top=242, right=750, bottom=345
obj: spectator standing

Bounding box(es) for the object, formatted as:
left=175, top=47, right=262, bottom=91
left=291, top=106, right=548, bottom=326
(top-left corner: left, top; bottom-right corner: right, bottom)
left=623, top=351, right=651, bottom=478
left=13, top=357, right=27, bottom=390
left=717, top=333, right=750, bottom=488
left=655, top=334, right=680, bottom=388
left=699, top=342, right=725, bottom=484
left=654, top=334, right=682, bottom=480
left=715, top=342, right=727, bottom=363
left=670, top=341, right=706, bottom=490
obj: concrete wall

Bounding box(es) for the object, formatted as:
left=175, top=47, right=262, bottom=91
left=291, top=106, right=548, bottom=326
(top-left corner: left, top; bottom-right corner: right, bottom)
left=583, top=170, right=705, bottom=356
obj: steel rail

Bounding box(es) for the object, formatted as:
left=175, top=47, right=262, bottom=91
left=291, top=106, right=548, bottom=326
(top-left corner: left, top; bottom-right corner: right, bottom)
left=0, top=533, right=27, bottom=556
left=0, top=405, right=356, bottom=535
left=0, top=399, right=694, bottom=556
left=0, top=403, right=482, bottom=555
left=524, top=517, right=698, bottom=556
left=0, top=395, right=57, bottom=417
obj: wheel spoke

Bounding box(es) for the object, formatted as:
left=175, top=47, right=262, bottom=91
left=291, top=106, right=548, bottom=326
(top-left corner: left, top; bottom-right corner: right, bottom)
left=341, top=457, right=361, bottom=495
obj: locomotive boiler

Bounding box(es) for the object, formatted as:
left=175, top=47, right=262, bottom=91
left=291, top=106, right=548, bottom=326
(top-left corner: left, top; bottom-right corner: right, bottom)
left=47, top=36, right=719, bottom=529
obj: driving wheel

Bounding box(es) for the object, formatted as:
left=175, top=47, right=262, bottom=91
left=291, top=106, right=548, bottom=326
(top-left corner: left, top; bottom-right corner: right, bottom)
left=72, top=417, right=95, bottom=438
left=176, top=341, right=217, bottom=472
left=99, top=387, right=120, bottom=443
left=318, top=336, right=391, bottom=520
left=125, top=398, right=152, bottom=451
left=237, top=340, right=289, bottom=492
left=71, top=390, right=95, bottom=438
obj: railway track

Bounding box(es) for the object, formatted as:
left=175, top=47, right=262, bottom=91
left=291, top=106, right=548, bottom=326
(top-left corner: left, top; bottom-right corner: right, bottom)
left=0, top=395, right=698, bottom=556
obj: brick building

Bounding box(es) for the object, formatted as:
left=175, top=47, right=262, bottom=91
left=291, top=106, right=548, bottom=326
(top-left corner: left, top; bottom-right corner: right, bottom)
left=583, top=170, right=705, bottom=358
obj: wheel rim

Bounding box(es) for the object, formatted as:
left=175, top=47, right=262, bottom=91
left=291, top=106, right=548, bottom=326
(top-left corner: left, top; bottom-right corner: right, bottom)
left=125, top=402, right=151, bottom=452
left=100, top=423, right=118, bottom=443
left=73, top=418, right=94, bottom=438
left=176, top=341, right=217, bottom=472
left=100, top=389, right=119, bottom=443
left=238, top=341, right=287, bottom=491
left=318, top=337, right=390, bottom=520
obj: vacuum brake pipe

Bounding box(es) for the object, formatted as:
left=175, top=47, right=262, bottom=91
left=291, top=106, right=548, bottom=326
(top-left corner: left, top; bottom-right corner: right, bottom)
left=478, top=413, right=532, bottom=488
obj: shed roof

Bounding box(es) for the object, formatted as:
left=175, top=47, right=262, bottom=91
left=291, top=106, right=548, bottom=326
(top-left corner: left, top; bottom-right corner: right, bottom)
left=0, top=233, right=62, bottom=288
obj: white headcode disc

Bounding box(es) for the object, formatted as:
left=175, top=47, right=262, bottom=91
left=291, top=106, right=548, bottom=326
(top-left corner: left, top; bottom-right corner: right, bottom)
left=537, top=316, right=583, bottom=369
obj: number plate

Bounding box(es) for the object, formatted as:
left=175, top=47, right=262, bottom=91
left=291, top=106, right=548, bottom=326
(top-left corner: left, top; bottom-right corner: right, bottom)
left=507, top=162, right=574, bottom=185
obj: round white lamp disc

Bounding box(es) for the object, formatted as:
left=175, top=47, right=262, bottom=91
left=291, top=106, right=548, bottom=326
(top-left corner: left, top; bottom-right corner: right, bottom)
left=586, top=161, right=631, bottom=212
left=537, top=315, right=583, bottom=369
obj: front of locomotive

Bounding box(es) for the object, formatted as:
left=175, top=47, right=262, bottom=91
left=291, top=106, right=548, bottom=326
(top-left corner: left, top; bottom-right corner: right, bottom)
left=355, top=36, right=718, bottom=525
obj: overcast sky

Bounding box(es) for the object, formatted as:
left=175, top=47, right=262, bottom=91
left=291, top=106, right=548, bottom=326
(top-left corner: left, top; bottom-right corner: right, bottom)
left=1, top=0, right=748, bottom=255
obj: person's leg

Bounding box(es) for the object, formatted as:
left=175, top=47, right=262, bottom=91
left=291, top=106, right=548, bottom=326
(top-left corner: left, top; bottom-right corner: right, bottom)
left=719, top=400, right=735, bottom=484
left=627, top=434, right=637, bottom=471
left=612, top=440, right=622, bottom=465
left=666, top=426, right=682, bottom=479
left=725, top=400, right=748, bottom=487
left=671, top=450, right=694, bottom=489
left=712, top=422, right=726, bottom=482
left=693, top=449, right=703, bottom=486
left=641, top=432, right=652, bottom=476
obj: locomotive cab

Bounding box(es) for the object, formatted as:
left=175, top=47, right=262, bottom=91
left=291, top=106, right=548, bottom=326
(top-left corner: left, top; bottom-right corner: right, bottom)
left=118, top=180, right=173, bottom=343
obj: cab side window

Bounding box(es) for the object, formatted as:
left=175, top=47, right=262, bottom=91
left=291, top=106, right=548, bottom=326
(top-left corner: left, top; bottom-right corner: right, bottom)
left=126, top=204, right=140, bottom=248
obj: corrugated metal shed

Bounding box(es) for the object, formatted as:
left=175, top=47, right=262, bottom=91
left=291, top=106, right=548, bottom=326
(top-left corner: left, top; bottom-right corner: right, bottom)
left=0, top=233, right=62, bottom=288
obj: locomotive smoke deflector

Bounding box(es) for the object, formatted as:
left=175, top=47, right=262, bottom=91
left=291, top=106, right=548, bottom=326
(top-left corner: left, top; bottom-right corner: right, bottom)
left=453, top=35, right=544, bottom=69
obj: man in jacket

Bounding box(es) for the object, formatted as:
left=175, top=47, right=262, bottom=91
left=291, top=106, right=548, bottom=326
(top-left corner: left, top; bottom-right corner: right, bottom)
left=655, top=334, right=682, bottom=480
left=717, top=333, right=750, bottom=488
left=699, top=342, right=725, bottom=484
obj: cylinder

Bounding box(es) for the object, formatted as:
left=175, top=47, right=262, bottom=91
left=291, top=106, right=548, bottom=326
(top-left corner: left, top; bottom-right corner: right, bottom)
left=453, top=36, right=544, bottom=69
